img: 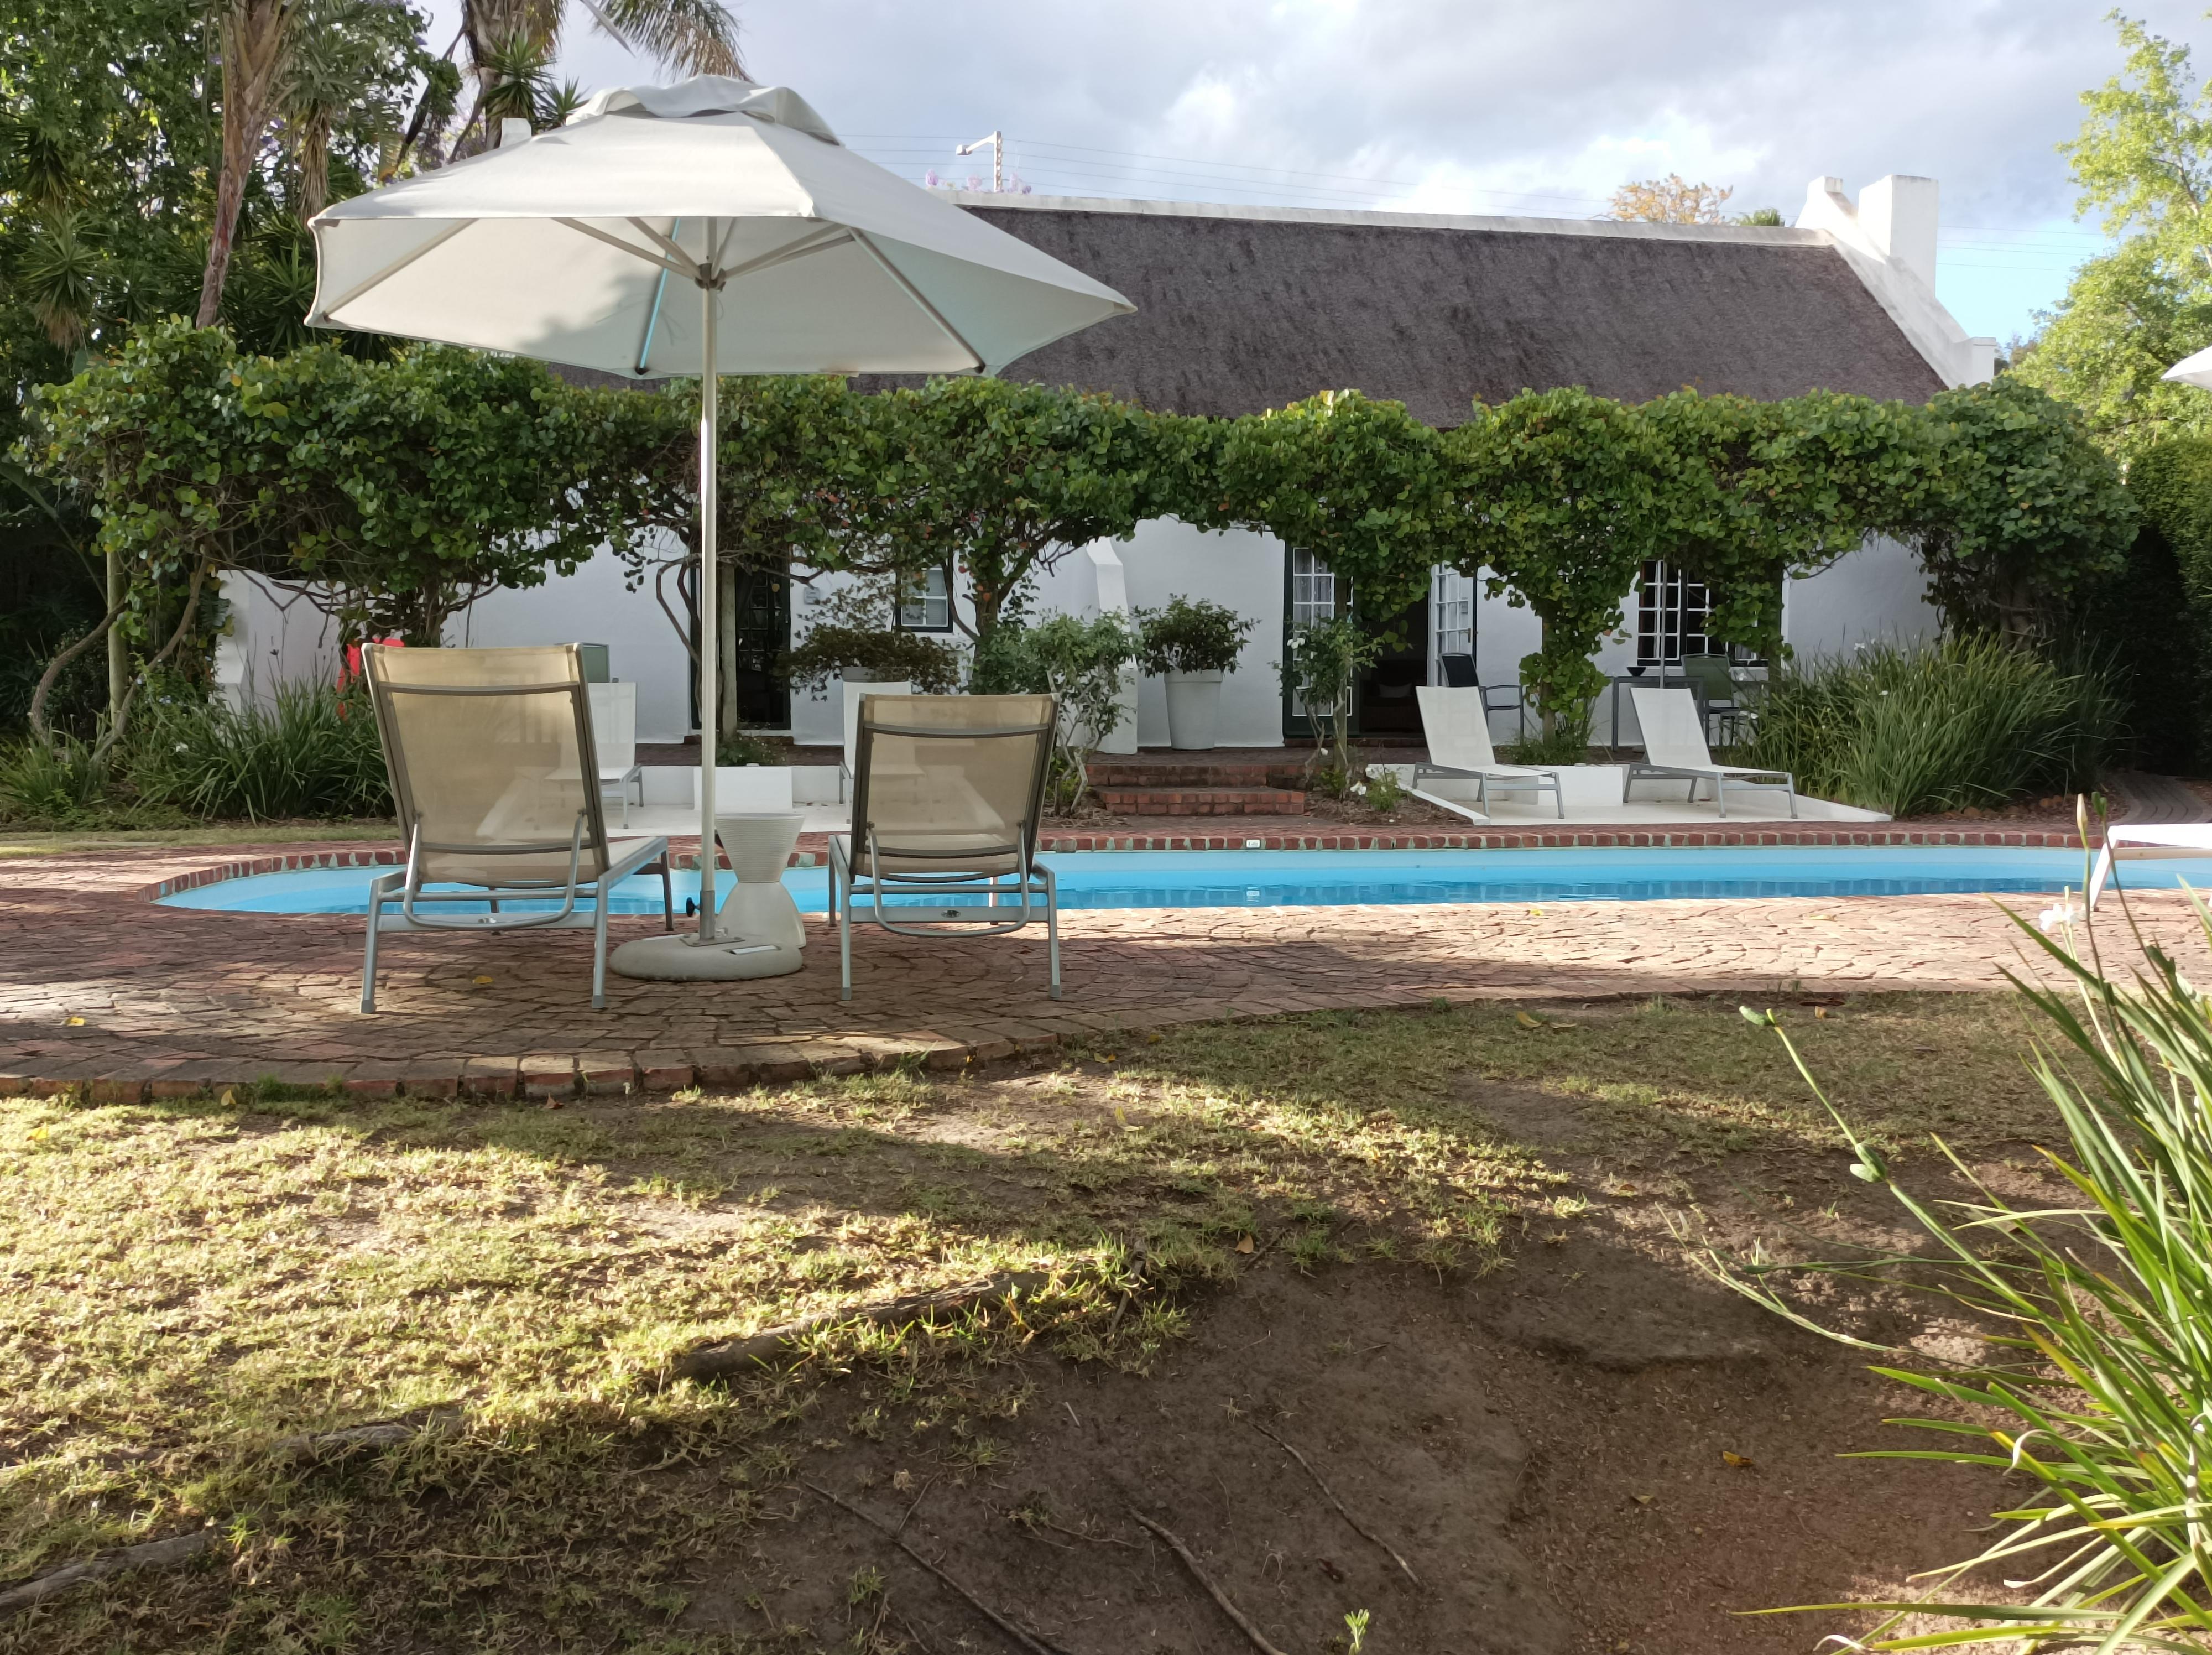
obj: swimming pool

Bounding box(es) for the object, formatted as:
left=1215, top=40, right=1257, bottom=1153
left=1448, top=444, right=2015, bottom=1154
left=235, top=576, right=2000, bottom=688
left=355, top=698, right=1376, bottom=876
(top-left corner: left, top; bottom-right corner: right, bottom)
left=156, top=845, right=2194, bottom=916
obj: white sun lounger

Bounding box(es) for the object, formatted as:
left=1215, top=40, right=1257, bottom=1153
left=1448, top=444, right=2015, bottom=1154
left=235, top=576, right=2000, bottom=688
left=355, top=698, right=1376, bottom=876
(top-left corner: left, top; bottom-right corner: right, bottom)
left=1625, top=686, right=1795, bottom=819
left=1412, top=686, right=1563, bottom=821
left=2088, top=824, right=2212, bottom=908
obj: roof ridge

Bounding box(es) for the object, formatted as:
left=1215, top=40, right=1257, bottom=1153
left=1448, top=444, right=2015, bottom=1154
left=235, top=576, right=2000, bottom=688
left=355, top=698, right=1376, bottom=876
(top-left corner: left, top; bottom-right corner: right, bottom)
left=944, top=190, right=1832, bottom=247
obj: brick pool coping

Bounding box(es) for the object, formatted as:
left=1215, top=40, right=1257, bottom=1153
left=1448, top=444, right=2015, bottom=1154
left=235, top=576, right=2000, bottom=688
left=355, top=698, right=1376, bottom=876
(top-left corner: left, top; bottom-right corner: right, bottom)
left=4, top=824, right=2159, bottom=1107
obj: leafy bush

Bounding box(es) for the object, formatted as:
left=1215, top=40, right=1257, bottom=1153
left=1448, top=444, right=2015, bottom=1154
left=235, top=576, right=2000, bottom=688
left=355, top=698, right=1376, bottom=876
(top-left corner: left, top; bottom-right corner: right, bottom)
left=714, top=729, right=787, bottom=767
left=781, top=622, right=962, bottom=694
left=1286, top=615, right=1384, bottom=783
left=1359, top=765, right=1406, bottom=811
left=126, top=682, right=391, bottom=821
left=1720, top=909, right=2212, bottom=1647
left=968, top=613, right=1139, bottom=811
left=1134, top=595, right=1255, bottom=675
left=1746, top=636, right=2121, bottom=816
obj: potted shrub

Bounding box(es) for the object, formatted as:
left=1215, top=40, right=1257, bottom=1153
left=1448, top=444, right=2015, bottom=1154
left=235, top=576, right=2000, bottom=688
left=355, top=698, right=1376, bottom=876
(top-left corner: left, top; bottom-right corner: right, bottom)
left=1135, top=596, right=1255, bottom=750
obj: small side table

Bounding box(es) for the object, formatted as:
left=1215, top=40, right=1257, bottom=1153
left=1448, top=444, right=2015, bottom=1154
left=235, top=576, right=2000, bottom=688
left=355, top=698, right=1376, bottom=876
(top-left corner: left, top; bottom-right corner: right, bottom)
left=610, top=811, right=807, bottom=982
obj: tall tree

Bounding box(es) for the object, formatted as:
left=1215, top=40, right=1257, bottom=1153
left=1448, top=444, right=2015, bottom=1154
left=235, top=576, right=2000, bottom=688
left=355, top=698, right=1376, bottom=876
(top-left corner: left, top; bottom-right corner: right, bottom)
left=1608, top=173, right=1734, bottom=224
left=406, top=0, right=742, bottom=166
left=198, top=0, right=300, bottom=326
left=2016, top=14, right=2212, bottom=459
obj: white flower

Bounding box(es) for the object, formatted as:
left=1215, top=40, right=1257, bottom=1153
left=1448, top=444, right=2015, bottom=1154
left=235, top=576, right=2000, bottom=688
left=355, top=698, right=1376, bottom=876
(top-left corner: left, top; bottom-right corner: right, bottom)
left=2037, top=900, right=2082, bottom=935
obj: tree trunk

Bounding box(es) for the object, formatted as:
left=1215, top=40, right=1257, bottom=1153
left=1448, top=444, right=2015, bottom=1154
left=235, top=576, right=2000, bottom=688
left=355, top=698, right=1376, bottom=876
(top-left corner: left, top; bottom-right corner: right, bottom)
left=105, top=547, right=127, bottom=725
left=196, top=1, right=295, bottom=328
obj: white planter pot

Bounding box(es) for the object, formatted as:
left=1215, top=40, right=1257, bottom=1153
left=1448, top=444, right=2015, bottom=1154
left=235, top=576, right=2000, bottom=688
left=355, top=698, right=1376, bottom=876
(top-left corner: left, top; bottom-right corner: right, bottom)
left=1163, top=670, right=1224, bottom=750
left=688, top=765, right=795, bottom=813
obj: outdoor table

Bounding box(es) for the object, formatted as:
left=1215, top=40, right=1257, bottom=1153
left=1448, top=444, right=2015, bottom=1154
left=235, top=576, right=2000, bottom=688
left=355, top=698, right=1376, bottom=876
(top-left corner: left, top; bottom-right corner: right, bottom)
left=711, top=811, right=808, bottom=969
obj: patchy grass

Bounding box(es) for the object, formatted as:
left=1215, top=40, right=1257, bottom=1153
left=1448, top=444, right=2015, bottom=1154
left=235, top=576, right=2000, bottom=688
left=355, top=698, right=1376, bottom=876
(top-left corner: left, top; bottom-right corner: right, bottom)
left=0, top=819, right=398, bottom=858
left=0, top=992, right=2064, bottom=1651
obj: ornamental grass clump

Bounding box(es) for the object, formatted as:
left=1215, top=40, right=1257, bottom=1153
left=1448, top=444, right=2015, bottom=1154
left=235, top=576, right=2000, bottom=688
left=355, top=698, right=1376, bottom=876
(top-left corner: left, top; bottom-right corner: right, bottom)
left=1718, top=891, right=2212, bottom=1649
left=1746, top=636, right=2120, bottom=816
left=127, top=681, right=391, bottom=821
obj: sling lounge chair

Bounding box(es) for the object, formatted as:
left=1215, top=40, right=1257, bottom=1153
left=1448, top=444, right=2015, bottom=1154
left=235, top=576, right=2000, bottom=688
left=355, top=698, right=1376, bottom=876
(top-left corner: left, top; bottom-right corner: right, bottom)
left=2089, top=824, right=2212, bottom=909
left=588, top=680, right=643, bottom=828
left=1413, top=685, right=1563, bottom=821
left=359, top=643, right=672, bottom=1013
left=1625, top=685, right=1795, bottom=819
left=829, top=693, right=1060, bottom=1002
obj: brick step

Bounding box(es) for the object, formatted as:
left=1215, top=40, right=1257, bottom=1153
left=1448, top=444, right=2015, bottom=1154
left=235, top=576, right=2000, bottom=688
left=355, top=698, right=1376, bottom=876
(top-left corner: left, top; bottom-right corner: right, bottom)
left=1089, top=762, right=1309, bottom=789
left=1093, top=787, right=1309, bottom=817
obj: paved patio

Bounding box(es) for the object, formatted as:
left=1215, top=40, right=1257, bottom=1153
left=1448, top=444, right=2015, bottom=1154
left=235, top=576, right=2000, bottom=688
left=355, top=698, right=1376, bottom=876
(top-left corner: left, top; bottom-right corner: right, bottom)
left=4, top=827, right=2195, bottom=1101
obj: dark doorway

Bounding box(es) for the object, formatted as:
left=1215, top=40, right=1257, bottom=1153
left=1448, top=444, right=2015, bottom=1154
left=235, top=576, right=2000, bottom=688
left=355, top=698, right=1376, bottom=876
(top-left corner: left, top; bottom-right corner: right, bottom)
left=1280, top=549, right=1430, bottom=740
left=1357, top=591, right=1428, bottom=735
left=686, top=561, right=793, bottom=732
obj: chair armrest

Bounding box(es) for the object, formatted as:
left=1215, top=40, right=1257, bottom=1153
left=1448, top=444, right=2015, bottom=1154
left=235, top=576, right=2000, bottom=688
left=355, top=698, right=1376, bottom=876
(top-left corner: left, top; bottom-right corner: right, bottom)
left=604, top=835, right=669, bottom=881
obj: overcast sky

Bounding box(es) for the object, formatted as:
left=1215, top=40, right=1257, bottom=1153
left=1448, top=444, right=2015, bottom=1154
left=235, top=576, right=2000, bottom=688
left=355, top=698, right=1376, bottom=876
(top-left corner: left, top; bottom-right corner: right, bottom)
left=425, top=0, right=2212, bottom=344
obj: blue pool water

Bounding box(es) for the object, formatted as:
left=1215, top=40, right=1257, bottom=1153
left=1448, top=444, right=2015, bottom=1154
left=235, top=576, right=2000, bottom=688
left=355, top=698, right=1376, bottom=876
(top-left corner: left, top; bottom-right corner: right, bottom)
left=156, top=846, right=2204, bottom=916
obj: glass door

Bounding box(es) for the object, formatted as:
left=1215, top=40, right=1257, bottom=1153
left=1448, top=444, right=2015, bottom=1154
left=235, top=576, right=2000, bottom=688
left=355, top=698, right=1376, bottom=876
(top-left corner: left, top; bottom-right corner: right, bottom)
left=1430, top=568, right=1474, bottom=681
left=1282, top=548, right=1343, bottom=739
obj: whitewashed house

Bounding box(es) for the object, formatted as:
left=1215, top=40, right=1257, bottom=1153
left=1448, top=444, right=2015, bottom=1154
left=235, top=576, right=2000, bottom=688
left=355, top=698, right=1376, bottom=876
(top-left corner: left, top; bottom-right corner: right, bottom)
left=220, top=174, right=1992, bottom=754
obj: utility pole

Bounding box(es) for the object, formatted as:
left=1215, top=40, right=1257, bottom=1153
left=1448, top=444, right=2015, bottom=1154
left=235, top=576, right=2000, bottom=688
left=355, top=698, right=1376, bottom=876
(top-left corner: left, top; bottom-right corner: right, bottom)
left=955, top=131, right=1002, bottom=193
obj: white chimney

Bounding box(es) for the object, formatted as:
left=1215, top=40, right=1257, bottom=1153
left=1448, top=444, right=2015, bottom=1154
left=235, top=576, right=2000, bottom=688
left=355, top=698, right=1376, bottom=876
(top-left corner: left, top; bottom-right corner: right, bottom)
left=1856, top=175, right=1939, bottom=293
left=1795, top=172, right=1985, bottom=387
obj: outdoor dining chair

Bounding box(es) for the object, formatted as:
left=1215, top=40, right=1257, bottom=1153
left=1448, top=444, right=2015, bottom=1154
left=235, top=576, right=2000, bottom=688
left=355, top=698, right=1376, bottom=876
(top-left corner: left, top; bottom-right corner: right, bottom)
left=1677, top=654, right=1750, bottom=745
left=829, top=693, right=1060, bottom=1002
left=1437, top=653, right=1525, bottom=732
left=359, top=643, right=672, bottom=1013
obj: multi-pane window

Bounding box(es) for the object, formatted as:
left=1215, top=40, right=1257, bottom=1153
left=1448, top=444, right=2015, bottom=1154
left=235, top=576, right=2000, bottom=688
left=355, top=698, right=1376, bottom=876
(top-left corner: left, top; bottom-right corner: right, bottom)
left=1287, top=549, right=1343, bottom=720
left=1636, top=559, right=1711, bottom=665
left=1290, top=548, right=1339, bottom=627
left=898, top=566, right=951, bottom=632
left=1431, top=568, right=1473, bottom=672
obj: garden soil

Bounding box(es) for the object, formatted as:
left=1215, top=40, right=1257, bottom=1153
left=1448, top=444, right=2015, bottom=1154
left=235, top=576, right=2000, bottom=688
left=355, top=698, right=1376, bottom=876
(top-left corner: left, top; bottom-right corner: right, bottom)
left=684, top=1085, right=2026, bottom=1655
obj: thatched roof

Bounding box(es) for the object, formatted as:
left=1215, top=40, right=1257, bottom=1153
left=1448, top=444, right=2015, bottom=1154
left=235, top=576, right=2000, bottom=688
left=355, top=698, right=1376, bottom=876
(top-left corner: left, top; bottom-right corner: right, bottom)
left=879, top=197, right=1947, bottom=421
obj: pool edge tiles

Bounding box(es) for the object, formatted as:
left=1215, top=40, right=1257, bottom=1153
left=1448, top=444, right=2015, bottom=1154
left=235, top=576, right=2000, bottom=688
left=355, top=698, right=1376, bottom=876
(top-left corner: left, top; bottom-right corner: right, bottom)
left=153, top=845, right=2190, bottom=918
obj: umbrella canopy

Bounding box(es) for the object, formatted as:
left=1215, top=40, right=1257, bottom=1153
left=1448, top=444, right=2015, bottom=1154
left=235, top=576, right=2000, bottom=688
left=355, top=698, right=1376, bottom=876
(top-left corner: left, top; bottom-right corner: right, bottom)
left=308, top=77, right=1134, bottom=975
left=2166, top=345, right=2212, bottom=390
left=310, top=78, right=1131, bottom=376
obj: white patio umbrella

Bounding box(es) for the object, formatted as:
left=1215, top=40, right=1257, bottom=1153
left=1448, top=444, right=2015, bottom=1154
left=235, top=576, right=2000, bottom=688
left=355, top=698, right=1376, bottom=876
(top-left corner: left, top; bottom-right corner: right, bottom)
left=2165, top=345, right=2212, bottom=388
left=307, top=76, right=1133, bottom=979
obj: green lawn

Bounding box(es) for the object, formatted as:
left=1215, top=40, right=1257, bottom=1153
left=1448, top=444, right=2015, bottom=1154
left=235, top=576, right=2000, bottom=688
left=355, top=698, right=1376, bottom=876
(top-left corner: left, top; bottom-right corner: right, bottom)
left=0, top=991, right=2064, bottom=1651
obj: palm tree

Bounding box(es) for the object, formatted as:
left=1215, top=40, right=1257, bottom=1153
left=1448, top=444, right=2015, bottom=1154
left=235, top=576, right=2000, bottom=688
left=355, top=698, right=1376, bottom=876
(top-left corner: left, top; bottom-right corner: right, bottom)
left=197, top=0, right=299, bottom=327
left=400, top=0, right=740, bottom=170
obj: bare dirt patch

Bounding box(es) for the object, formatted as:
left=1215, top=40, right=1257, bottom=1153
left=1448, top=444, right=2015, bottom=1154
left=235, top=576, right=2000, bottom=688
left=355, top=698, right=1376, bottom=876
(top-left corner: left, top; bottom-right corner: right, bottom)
left=685, top=1100, right=2034, bottom=1654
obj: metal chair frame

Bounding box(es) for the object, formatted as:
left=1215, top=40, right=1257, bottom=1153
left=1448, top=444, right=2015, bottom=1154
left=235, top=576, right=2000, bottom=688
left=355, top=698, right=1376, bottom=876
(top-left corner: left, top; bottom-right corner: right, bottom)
left=361, top=668, right=671, bottom=1013
left=828, top=703, right=1060, bottom=1002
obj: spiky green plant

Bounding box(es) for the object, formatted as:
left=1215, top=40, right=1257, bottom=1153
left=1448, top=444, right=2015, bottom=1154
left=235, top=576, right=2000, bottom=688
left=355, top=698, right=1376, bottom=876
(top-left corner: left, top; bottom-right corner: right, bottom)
left=127, top=680, right=391, bottom=821
left=1717, top=879, right=2212, bottom=1649
left=1746, top=636, right=2122, bottom=817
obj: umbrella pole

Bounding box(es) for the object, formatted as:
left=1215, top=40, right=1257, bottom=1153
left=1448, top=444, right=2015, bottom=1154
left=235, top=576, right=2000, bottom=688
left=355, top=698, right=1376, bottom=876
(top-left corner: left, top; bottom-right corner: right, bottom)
left=696, top=263, right=718, bottom=941
left=610, top=239, right=799, bottom=985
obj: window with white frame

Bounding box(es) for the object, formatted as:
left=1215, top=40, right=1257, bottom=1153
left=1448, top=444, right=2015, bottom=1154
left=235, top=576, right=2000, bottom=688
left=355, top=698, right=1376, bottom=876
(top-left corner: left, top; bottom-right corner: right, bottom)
left=1431, top=568, right=1473, bottom=676
left=1636, top=559, right=1712, bottom=665
left=1287, top=549, right=1344, bottom=719
left=898, top=566, right=952, bottom=632
left=1290, top=548, right=1339, bottom=627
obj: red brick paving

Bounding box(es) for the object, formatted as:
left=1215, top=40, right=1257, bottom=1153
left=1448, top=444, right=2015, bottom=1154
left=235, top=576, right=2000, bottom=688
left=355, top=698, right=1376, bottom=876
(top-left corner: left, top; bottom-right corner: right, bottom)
left=1, top=826, right=2186, bottom=1101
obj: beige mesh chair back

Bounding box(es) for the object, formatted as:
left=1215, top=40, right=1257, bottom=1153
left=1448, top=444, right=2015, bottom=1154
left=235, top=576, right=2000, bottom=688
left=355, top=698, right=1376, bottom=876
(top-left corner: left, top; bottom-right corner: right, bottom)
left=359, top=644, right=670, bottom=1012
left=831, top=693, right=1061, bottom=1001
